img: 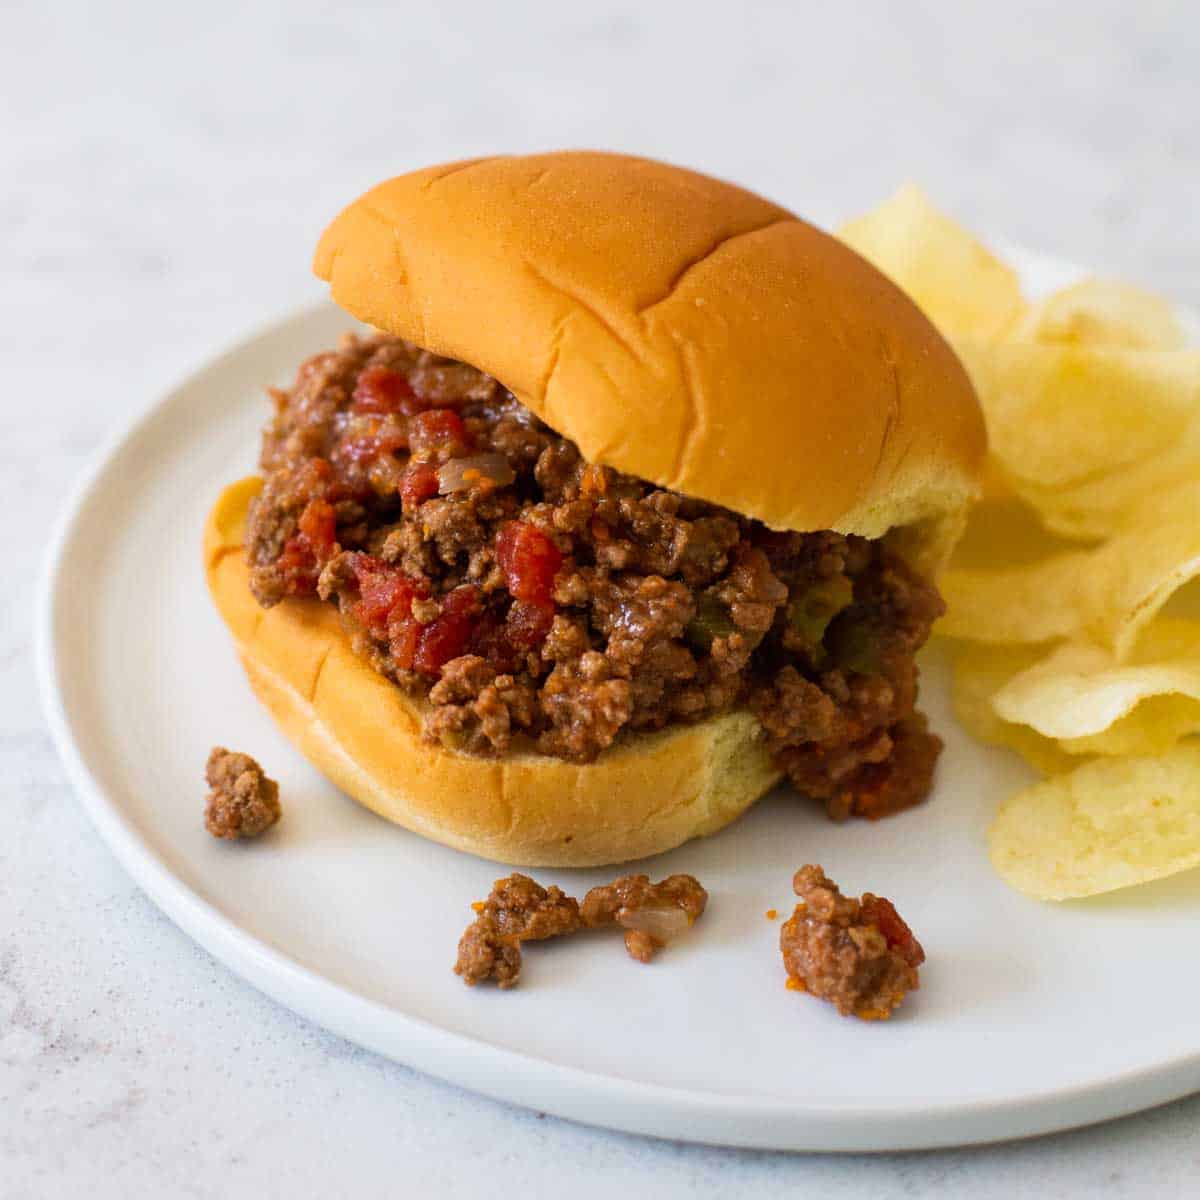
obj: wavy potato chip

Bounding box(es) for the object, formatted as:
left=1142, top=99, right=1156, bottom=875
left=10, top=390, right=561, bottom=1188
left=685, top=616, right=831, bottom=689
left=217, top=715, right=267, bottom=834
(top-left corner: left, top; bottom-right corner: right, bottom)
left=1061, top=697, right=1200, bottom=757
left=1011, top=277, right=1186, bottom=350
left=1010, top=419, right=1200, bottom=542
left=906, top=193, right=1200, bottom=901
left=988, top=744, right=1200, bottom=899
left=950, top=493, right=1079, bottom=571
left=952, top=339, right=1200, bottom=493
left=939, top=480, right=1200, bottom=659
left=949, top=630, right=1200, bottom=769
left=991, top=620, right=1200, bottom=757
left=950, top=643, right=1078, bottom=775
left=837, top=184, right=1025, bottom=339
left=953, top=337, right=1200, bottom=541
left=939, top=552, right=1096, bottom=646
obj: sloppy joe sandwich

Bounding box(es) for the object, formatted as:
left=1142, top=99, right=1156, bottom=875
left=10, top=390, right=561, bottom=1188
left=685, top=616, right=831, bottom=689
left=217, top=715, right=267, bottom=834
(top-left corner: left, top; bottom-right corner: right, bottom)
left=204, top=151, right=985, bottom=866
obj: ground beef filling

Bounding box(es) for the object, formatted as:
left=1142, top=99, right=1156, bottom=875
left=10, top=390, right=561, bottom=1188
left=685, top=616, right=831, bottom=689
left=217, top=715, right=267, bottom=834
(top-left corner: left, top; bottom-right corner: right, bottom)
left=780, top=865, right=925, bottom=1019
left=454, top=874, right=582, bottom=988
left=246, top=333, right=946, bottom=818
left=580, top=873, right=708, bottom=963
left=204, top=747, right=281, bottom=839
left=454, top=872, right=708, bottom=986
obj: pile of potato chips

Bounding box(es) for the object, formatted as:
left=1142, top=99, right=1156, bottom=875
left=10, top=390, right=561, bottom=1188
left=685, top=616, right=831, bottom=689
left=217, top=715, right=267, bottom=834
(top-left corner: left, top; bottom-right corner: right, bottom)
left=839, top=186, right=1200, bottom=900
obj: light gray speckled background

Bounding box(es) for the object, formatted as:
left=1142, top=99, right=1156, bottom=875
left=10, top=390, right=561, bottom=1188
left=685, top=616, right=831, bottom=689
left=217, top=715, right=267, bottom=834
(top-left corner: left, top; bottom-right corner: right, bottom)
left=5, top=2, right=1199, bottom=1195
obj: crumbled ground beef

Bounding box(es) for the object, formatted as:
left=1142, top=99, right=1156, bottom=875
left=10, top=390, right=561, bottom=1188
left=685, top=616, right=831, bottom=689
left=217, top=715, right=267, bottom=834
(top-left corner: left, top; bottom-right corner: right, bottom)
left=247, top=332, right=946, bottom=818
left=454, top=874, right=581, bottom=988
left=204, top=747, right=281, bottom=839
left=453, top=920, right=523, bottom=989
left=779, top=865, right=924, bottom=1019
left=580, top=874, right=708, bottom=962
left=454, top=872, right=707, bottom=984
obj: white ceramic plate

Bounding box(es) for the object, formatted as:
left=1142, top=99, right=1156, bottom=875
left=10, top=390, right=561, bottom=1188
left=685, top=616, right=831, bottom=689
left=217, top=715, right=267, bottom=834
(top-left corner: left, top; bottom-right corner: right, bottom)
left=39, top=248, right=1200, bottom=1152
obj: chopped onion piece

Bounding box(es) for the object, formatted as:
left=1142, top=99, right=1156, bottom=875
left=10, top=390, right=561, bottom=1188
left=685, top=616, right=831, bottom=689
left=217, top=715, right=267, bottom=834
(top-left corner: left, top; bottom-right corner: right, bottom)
left=436, top=452, right=515, bottom=494
left=616, top=904, right=690, bottom=943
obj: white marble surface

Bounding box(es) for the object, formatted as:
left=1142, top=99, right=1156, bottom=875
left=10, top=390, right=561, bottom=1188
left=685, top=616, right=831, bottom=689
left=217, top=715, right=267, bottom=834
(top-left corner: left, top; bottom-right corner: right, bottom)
left=6, top=1, right=1200, bottom=1194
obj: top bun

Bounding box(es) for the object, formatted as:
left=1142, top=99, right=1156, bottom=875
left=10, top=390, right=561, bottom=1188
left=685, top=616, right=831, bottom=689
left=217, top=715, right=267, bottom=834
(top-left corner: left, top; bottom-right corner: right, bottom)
left=314, top=151, right=985, bottom=552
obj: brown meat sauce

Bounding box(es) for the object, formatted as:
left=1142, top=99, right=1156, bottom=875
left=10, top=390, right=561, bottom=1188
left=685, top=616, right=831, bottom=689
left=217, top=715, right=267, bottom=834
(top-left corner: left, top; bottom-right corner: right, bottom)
left=204, top=747, right=281, bottom=839
left=454, top=873, right=708, bottom=986
left=580, top=873, right=708, bottom=963
left=246, top=333, right=945, bottom=817
left=454, top=874, right=582, bottom=988
left=780, top=865, right=924, bottom=1019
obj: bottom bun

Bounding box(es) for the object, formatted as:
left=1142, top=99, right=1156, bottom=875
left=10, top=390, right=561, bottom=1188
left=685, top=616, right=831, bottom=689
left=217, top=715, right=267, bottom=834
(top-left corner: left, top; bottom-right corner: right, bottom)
left=204, top=478, right=783, bottom=867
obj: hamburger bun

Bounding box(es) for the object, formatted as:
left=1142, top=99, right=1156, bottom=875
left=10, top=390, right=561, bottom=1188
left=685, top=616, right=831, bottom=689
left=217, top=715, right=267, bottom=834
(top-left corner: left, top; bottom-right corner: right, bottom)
left=206, top=477, right=782, bottom=866
left=210, top=151, right=984, bottom=867
left=315, top=150, right=984, bottom=563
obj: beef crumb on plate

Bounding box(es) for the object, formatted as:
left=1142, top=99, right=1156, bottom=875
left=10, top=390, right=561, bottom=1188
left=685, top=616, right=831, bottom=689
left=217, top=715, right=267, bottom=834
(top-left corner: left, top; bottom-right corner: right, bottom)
left=455, top=872, right=708, bottom=987
left=204, top=747, right=281, bottom=840
left=780, top=864, right=924, bottom=1020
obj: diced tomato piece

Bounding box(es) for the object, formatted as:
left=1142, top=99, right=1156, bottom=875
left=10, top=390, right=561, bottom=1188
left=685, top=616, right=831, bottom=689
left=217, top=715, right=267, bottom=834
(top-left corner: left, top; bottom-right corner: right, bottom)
left=271, top=494, right=338, bottom=596
left=495, top=521, right=563, bottom=607
left=440, top=584, right=482, bottom=619
left=297, top=498, right=337, bottom=560
left=351, top=366, right=419, bottom=415
left=468, top=610, right=518, bottom=675
left=275, top=535, right=319, bottom=595
left=413, top=617, right=472, bottom=675
left=389, top=585, right=481, bottom=678
left=350, top=554, right=428, bottom=635
left=399, top=460, right=440, bottom=510
left=408, top=409, right=472, bottom=459
left=412, top=588, right=480, bottom=677
left=862, top=896, right=925, bottom=968
left=276, top=536, right=311, bottom=572
left=388, top=614, right=422, bottom=671
left=345, top=558, right=479, bottom=677
left=505, top=599, right=555, bottom=649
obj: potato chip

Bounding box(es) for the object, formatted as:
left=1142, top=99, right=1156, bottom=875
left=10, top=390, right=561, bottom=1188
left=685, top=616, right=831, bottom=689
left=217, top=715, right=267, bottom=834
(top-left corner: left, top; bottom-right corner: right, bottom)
left=1010, top=419, right=1200, bottom=542
left=988, top=744, right=1200, bottom=899
left=950, top=493, right=1078, bottom=571
left=1163, top=585, right=1200, bottom=622
left=1061, top=697, right=1200, bottom=757
left=888, top=190, right=1200, bottom=900
left=950, top=643, right=1077, bottom=775
left=837, top=184, right=1025, bottom=339
left=1011, top=277, right=1185, bottom=350
left=939, top=553, right=1095, bottom=646
left=951, top=339, right=1200, bottom=494
left=991, top=620, right=1200, bottom=757
left=938, top=480, right=1200, bottom=659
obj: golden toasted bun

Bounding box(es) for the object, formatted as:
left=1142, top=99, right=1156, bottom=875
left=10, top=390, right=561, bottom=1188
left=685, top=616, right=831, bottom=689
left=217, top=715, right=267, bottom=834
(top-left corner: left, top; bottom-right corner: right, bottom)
left=314, top=150, right=985, bottom=560
left=206, top=479, right=782, bottom=867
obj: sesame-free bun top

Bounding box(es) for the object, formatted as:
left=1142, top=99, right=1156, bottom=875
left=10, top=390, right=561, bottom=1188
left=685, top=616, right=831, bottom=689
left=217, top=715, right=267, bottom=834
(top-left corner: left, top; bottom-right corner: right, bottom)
left=314, top=151, right=985, bottom=548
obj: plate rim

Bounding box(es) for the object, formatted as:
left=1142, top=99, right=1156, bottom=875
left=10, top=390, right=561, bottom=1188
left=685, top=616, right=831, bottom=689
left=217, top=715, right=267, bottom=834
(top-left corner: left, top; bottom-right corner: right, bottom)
left=36, top=255, right=1200, bottom=1152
